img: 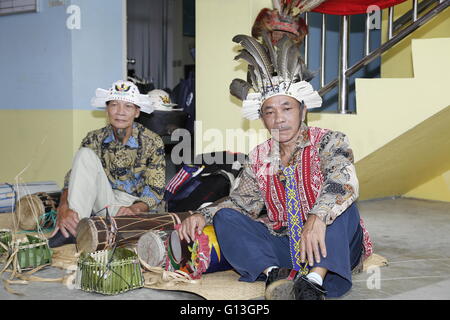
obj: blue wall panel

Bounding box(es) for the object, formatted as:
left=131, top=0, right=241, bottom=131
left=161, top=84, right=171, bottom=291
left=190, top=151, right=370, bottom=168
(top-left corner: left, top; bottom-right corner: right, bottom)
left=0, top=0, right=123, bottom=110
left=71, top=0, right=124, bottom=110
left=0, top=2, right=72, bottom=109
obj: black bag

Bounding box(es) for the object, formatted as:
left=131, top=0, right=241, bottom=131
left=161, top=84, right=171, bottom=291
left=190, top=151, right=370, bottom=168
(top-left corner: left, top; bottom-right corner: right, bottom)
left=164, top=151, right=246, bottom=213
left=136, top=110, right=187, bottom=137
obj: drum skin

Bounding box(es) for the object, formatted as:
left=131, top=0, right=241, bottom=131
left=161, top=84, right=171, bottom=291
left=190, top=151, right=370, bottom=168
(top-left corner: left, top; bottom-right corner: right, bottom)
left=136, top=230, right=171, bottom=268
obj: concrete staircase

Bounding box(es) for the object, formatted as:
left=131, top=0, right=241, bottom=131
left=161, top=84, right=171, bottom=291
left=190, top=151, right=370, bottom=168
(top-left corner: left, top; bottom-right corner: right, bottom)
left=308, top=37, right=450, bottom=200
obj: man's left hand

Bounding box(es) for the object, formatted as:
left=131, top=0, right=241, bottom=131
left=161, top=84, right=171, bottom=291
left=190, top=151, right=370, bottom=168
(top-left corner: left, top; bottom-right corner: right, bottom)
left=300, top=215, right=327, bottom=267
left=116, top=202, right=148, bottom=216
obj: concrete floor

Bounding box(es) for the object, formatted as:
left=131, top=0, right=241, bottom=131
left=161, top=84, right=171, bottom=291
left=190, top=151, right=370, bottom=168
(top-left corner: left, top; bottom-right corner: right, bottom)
left=1, top=197, right=449, bottom=300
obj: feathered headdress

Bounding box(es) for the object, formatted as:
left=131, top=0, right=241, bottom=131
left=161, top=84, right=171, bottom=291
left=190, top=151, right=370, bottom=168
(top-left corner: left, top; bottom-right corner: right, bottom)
left=230, top=33, right=322, bottom=120
left=252, top=0, right=326, bottom=44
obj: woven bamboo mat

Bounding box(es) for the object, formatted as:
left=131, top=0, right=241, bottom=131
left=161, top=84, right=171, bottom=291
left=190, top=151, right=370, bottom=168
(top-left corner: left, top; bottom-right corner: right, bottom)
left=143, top=270, right=265, bottom=300
left=139, top=254, right=388, bottom=300
left=0, top=212, right=387, bottom=300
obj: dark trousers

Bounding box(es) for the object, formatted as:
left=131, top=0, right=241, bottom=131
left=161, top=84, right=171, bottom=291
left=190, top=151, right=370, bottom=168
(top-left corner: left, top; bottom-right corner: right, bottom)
left=213, top=203, right=363, bottom=298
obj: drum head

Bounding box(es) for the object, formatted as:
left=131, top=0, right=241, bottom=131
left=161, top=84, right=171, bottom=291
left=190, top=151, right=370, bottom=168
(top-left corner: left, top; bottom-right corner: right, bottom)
left=169, top=230, right=183, bottom=264
left=16, top=194, right=45, bottom=230
left=76, top=218, right=98, bottom=253
left=137, top=231, right=167, bottom=267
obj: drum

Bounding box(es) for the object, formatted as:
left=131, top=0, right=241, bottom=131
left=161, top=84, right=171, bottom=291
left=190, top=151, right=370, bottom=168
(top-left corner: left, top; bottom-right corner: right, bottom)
left=0, top=181, right=60, bottom=213
left=165, top=229, right=210, bottom=279
left=15, top=192, right=61, bottom=231
left=76, top=212, right=191, bottom=253
left=137, top=225, right=230, bottom=279
left=136, top=230, right=171, bottom=268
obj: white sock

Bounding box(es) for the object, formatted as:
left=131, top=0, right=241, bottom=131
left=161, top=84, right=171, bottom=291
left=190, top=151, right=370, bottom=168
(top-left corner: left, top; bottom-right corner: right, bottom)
left=306, top=272, right=323, bottom=286
left=264, top=266, right=278, bottom=276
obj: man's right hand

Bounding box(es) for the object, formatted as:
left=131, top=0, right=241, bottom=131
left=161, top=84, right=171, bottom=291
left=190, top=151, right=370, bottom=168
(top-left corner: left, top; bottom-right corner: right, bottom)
left=51, top=205, right=80, bottom=238
left=178, top=213, right=206, bottom=243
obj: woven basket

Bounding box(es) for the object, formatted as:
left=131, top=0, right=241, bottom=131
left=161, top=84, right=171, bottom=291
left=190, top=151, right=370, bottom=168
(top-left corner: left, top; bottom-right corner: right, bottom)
left=11, top=235, right=52, bottom=269
left=0, top=229, right=12, bottom=255
left=76, top=248, right=144, bottom=295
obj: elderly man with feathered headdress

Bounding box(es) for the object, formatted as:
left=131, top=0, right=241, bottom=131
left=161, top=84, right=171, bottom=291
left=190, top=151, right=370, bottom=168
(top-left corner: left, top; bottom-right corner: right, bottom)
left=178, top=27, right=373, bottom=300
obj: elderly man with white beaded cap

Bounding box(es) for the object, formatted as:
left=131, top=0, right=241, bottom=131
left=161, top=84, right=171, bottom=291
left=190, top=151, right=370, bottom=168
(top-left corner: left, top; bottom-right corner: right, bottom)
left=48, top=80, right=166, bottom=248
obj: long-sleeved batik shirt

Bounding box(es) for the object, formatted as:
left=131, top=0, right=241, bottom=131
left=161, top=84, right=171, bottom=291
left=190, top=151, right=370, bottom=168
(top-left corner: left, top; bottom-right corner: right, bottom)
left=64, top=122, right=165, bottom=211
left=198, top=122, right=373, bottom=257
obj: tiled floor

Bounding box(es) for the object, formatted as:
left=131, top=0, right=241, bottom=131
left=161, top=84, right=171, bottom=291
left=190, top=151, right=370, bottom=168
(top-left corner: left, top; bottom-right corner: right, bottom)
left=342, top=198, right=450, bottom=300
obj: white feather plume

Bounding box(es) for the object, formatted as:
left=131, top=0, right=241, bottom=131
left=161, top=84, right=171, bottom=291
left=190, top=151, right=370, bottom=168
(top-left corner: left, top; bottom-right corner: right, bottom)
left=242, top=92, right=262, bottom=120
left=288, top=81, right=322, bottom=109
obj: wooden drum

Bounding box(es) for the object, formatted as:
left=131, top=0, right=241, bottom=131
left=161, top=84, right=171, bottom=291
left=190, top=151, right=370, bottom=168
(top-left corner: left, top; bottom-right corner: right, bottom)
left=136, top=230, right=172, bottom=268
left=137, top=226, right=216, bottom=280
left=76, top=212, right=191, bottom=253
left=15, top=192, right=61, bottom=231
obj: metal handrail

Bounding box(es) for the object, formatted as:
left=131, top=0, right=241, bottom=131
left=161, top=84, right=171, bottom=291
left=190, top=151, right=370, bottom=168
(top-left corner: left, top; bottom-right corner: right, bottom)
left=316, top=0, right=449, bottom=113
left=338, top=15, right=350, bottom=114
left=346, top=1, right=448, bottom=78
left=393, top=0, right=440, bottom=32
left=320, top=14, right=327, bottom=88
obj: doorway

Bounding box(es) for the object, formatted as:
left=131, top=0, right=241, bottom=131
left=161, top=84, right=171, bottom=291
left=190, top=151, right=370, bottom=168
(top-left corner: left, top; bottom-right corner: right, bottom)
left=125, top=0, right=196, bottom=181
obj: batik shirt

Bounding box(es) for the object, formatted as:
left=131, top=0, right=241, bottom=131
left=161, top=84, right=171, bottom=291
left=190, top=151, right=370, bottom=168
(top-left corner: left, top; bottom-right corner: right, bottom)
left=64, top=122, right=166, bottom=211
left=198, top=122, right=373, bottom=257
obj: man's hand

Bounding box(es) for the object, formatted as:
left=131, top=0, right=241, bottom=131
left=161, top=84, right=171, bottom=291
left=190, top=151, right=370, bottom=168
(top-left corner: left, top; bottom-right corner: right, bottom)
left=52, top=205, right=80, bottom=238
left=116, top=202, right=149, bottom=216
left=178, top=213, right=206, bottom=243
left=300, top=215, right=327, bottom=267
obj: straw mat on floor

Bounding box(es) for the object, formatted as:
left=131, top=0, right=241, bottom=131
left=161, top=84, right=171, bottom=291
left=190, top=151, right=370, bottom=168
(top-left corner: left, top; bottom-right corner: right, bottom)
left=1, top=212, right=387, bottom=300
